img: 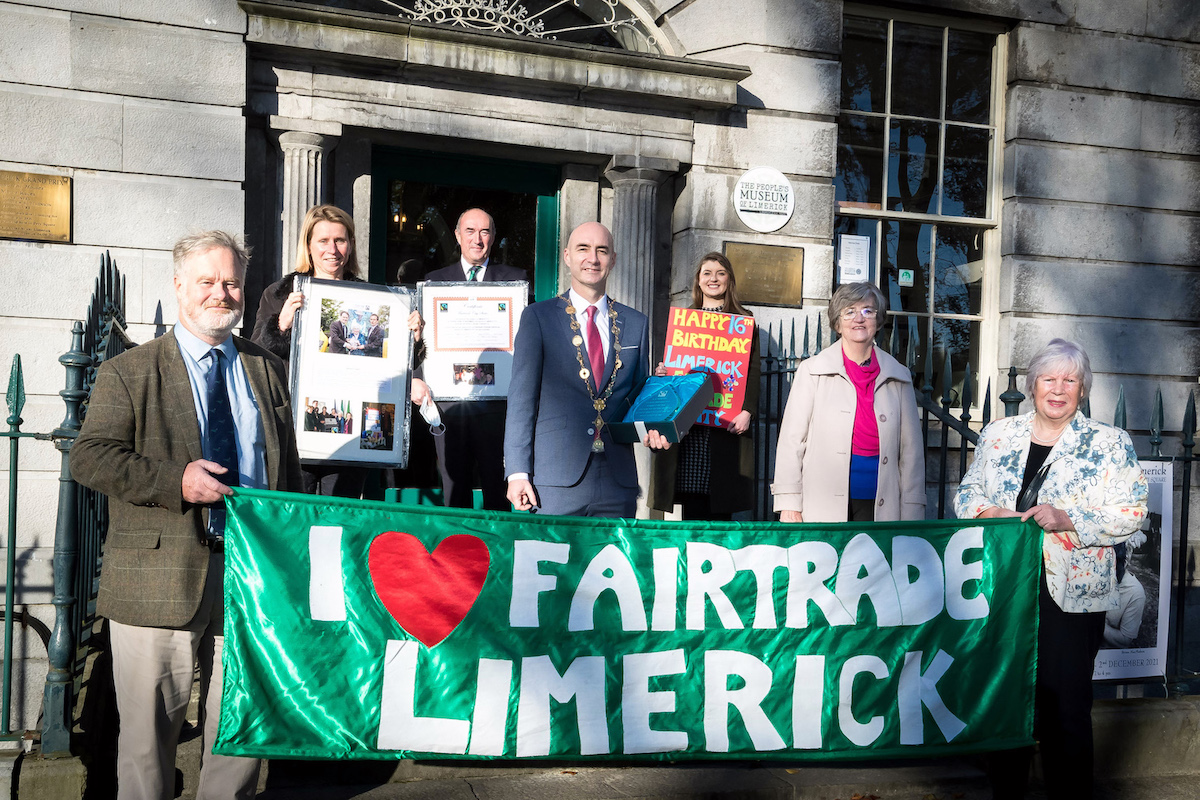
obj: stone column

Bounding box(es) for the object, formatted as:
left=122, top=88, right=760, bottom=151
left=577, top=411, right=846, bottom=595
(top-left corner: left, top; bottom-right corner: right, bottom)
left=603, top=155, right=677, bottom=320
left=279, top=131, right=337, bottom=274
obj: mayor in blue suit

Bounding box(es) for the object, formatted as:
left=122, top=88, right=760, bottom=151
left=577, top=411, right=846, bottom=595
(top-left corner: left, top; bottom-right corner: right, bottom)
left=505, top=222, right=668, bottom=517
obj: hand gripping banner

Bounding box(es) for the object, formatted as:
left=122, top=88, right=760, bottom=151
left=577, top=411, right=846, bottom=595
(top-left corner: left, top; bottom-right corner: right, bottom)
left=215, top=489, right=1040, bottom=761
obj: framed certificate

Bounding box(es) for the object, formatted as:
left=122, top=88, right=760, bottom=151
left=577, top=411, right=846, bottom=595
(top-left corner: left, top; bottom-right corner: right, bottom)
left=417, top=280, right=527, bottom=400
left=289, top=276, right=414, bottom=468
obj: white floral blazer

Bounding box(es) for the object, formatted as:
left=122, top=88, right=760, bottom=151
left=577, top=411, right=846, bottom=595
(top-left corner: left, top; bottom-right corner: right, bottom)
left=954, top=411, right=1148, bottom=613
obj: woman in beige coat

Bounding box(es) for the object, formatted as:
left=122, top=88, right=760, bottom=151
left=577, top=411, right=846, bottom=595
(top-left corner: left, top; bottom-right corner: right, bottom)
left=772, top=282, right=925, bottom=522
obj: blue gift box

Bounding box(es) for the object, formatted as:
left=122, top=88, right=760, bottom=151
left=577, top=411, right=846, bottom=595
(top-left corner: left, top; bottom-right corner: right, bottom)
left=608, top=371, right=718, bottom=444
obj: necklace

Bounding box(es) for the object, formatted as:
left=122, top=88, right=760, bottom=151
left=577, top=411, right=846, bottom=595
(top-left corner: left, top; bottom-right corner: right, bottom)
left=1031, top=426, right=1065, bottom=446
left=563, top=293, right=622, bottom=453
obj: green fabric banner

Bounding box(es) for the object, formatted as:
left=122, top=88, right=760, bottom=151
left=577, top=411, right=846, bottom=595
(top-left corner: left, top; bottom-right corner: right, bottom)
left=215, top=489, right=1040, bottom=761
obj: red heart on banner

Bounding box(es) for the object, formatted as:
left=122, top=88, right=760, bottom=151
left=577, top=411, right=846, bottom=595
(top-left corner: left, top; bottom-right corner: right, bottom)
left=367, top=531, right=490, bottom=648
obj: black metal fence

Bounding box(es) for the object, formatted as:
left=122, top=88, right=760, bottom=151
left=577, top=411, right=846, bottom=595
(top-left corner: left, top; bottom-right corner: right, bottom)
left=40, top=253, right=133, bottom=756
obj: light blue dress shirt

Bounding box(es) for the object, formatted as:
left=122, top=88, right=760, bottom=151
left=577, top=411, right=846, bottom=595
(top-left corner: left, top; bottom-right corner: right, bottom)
left=174, top=324, right=268, bottom=535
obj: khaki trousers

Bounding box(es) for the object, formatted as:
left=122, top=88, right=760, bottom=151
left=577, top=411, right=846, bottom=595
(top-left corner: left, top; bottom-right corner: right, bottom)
left=109, top=553, right=259, bottom=800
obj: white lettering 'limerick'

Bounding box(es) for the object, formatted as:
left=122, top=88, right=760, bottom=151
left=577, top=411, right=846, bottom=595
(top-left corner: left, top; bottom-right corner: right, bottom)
left=378, top=640, right=469, bottom=753
left=509, top=540, right=570, bottom=628
left=468, top=658, right=513, bottom=756
left=838, top=655, right=888, bottom=747
left=792, top=655, right=825, bottom=749
left=703, top=650, right=786, bottom=752
left=517, top=655, right=608, bottom=757
left=308, top=525, right=346, bottom=622
left=945, top=527, right=990, bottom=620
left=898, top=650, right=966, bottom=745
left=622, top=650, right=688, bottom=754
left=569, top=544, right=647, bottom=632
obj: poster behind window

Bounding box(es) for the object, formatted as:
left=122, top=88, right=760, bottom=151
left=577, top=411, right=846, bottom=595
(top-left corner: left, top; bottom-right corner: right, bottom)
left=418, top=280, right=527, bottom=400
left=1092, top=461, right=1171, bottom=681
left=289, top=276, right=413, bottom=468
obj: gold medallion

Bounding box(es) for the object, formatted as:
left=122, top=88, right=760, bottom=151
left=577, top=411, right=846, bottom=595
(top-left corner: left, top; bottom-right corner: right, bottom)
left=572, top=335, right=583, bottom=347
left=579, top=368, right=590, bottom=381
left=592, top=438, right=605, bottom=453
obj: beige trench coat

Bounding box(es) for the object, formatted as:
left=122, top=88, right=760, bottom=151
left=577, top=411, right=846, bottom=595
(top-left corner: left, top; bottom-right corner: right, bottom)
left=771, top=343, right=926, bottom=522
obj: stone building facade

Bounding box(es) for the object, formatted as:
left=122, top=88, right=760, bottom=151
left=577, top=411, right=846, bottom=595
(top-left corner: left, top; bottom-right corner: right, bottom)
left=0, top=0, right=1197, bottom=730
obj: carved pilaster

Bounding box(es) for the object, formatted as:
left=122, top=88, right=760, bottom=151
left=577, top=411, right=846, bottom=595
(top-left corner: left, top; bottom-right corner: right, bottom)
left=603, top=155, right=676, bottom=321
left=279, top=131, right=337, bottom=275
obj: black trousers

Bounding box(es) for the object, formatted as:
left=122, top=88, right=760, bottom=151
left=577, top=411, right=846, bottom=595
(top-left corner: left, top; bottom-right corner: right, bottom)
left=434, top=400, right=509, bottom=511
left=990, top=576, right=1105, bottom=800
left=301, top=465, right=366, bottom=498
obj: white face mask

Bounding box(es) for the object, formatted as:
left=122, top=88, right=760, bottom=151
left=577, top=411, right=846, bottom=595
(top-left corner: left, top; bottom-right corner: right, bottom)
left=419, top=395, right=445, bottom=436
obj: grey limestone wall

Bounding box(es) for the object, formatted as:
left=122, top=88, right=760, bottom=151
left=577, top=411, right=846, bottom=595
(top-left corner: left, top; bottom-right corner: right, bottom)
left=657, top=0, right=841, bottom=344
left=1000, top=4, right=1200, bottom=434
left=0, top=0, right=247, bottom=729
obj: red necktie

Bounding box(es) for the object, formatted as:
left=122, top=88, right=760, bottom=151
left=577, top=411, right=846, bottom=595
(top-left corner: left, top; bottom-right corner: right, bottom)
left=585, top=305, right=605, bottom=391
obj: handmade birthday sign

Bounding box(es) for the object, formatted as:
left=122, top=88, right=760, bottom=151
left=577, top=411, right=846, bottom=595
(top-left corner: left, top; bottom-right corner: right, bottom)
left=215, top=489, right=1039, bottom=761
left=661, top=307, right=755, bottom=427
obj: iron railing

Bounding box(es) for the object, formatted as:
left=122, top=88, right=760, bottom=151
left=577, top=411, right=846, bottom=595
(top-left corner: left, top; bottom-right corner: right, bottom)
left=41, top=253, right=132, bottom=757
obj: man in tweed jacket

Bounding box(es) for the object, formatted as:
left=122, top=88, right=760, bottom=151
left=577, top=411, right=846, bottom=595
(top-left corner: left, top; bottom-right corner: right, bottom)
left=72, top=231, right=302, bottom=800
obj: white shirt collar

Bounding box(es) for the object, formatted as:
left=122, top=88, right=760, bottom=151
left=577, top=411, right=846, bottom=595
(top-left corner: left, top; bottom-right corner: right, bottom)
left=568, top=288, right=608, bottom=319
left=174, top=322, right=234, bottom=362
left=459, top=256, right=490, bottom=279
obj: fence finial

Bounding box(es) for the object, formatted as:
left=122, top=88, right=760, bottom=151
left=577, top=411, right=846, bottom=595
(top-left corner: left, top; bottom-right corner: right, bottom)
left=1114, top=386, right=1127, bottom=430
left=1000, top=366, right=1025, bottom=417
left=1150, top=387, right=1164, bottom=457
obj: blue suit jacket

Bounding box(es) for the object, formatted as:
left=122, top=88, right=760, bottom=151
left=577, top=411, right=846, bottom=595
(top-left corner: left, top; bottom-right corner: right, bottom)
left=505, top=295, right=649, bottom=489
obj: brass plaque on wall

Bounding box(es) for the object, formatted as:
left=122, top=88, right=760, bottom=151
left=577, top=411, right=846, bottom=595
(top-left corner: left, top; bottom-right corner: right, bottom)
left=0, top=171, right=72, bottom=243
left=724, top=242, right=803, bottom=307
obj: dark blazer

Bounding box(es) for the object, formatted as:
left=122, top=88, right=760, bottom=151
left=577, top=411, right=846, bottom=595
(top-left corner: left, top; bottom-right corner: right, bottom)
left=425, top=261, right=527, bottom=284
left=328, top=319, right=351, bottom=354
left=71, top=330, right=303, bottom=629
left=364, top=324, right=386, bottom=357
left=505, top=295, right=649, bottom=489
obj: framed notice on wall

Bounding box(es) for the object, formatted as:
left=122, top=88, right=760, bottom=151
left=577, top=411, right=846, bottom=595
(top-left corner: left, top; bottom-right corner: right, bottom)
left=290, top=277, right=414, bottom=468
left=418, top=281, right=527, bottom=401
left=723, top=242, right=803, bottom=307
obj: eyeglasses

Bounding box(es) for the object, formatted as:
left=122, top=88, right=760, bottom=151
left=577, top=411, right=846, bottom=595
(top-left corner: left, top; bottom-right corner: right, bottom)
left=840, top=307, right=878, bottom=320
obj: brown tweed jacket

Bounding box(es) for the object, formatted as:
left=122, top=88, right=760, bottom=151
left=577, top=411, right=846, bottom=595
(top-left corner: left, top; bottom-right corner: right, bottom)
left=71, top=330, right=303, bottom=628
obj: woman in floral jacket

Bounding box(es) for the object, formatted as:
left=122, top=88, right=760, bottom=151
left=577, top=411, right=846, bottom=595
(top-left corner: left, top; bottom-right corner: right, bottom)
left=954, top=338, right=1147, bottom=800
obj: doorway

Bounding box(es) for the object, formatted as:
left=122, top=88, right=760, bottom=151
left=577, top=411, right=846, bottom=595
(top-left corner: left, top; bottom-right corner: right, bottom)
left=369, top=148, right=561, bottom=300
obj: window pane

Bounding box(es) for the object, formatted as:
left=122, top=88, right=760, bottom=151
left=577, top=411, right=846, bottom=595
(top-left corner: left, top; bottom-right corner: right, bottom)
left=834, top=216, right=879, bottom=285
left=878, top=313, right=925, bottom=381
left=890, top=22, right=942, bottom=118
left=882, top=220, right=931, bottom=314
left=887, top=120, right=939, bottom=213
left=943, top=125, right=989, bottom=218
left=946, top=30, right=993, bottom=124
left=841, top=16, right=888, bottom=113
left=934, top=225, right=984, bottom=316
left=836, top=113, right=886, bottom=209
left=933, top=317, right=981, bottom=407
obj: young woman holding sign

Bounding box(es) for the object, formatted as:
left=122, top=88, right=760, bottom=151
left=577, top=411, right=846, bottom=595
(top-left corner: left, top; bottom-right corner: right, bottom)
left=648, top=253, right=759, bottom=520
left=772, top=282, right=925, bottom=523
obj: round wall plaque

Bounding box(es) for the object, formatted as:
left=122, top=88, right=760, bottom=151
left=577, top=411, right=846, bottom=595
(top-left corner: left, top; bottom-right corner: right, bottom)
left=733, top=166, right=794, bottom=233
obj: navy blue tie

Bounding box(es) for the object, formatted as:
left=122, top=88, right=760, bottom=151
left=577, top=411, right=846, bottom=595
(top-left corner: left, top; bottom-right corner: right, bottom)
left=206, top=348, right=240, bottom=540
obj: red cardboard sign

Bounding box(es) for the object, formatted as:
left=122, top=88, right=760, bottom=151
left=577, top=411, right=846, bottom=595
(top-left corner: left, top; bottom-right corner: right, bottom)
left=661, top=307, right=755, bottom=428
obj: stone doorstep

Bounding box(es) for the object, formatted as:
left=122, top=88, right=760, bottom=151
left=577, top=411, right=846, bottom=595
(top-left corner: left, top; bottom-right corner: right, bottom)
left=23, top=695, right=1200, bottom=799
